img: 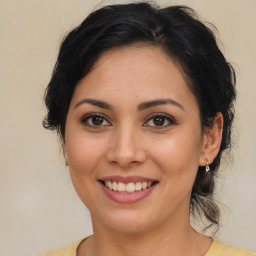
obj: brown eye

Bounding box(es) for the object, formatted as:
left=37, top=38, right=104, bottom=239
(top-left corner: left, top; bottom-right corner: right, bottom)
left=81, top=114, right=111, bottom=128
left=143, top=113, right=176, bottom=129
left=91, top=116, right=104, bottom=126
left=152, top=116, right=165, bottom=126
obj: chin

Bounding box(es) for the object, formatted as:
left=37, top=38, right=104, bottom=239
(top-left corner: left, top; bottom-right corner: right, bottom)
left=92, top=209, right=158, bottom=234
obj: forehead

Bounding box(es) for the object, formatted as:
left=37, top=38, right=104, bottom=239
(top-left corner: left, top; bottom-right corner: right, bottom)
left=71, top=45, right=198, bottom=111
left=91, top=44, right=184, bottom=83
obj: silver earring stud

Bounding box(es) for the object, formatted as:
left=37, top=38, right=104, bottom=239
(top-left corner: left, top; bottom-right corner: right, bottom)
left=206, top=161, right=210, bottom=172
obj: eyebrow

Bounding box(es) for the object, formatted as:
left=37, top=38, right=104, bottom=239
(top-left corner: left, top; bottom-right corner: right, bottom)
left=138, top=98, right=185, bottom=111
left=74, top=98, right=184, bottom=111
left=74, top=98, right=113, bottom=110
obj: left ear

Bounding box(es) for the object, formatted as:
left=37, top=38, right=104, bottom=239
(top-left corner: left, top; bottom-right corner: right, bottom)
left=199, top=112, right=223, bottom=166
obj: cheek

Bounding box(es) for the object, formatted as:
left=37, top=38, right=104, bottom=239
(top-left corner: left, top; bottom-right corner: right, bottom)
left=65, top=131, right=106, bottom=180
left=64, top=134, right=105, bottom=206
left=148, top=130, right=202, bottom=179
left=151, top=136, right=202, bottom=207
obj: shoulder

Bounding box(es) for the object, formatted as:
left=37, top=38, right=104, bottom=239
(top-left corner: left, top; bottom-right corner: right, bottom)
left=39, top=239, right=84, bottom=256
left=206, top=240, right=255, bottom=256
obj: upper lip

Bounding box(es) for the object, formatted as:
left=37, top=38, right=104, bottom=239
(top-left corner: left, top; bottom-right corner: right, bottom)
left=99, top=175, right=157, bottom=184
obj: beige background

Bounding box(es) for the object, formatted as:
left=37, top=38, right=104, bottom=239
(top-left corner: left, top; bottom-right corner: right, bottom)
left=0, top=0, right=255, bottom=255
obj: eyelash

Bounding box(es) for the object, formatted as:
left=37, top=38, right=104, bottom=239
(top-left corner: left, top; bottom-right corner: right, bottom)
left=80, top=112, right=177, bottom=129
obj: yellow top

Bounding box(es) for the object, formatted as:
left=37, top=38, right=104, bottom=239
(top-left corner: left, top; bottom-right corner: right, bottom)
left=206, top=240, right=255, bottom=256
left=39, top=238, right=255, bottom=256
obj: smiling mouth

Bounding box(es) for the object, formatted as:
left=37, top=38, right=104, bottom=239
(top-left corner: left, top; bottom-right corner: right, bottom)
left=100, top=180, right=158, bottom=193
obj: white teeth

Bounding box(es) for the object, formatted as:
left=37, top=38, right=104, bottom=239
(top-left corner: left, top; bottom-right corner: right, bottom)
left=112, top=181, right=118, bottom=191
left=126, top=183, right=136, bottom=193
left=104, top=180, right=154, bottom=193
left=107, top=181, right=113, bottom=190
left=135, top=182, right=142, bottom=191
left=117, top=182, right=126, bottom=192
left=142, top=181, right=147, bottom=189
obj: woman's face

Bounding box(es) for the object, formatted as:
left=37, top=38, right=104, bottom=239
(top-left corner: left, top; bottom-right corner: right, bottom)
left=64, top=45, right=208, bottom=233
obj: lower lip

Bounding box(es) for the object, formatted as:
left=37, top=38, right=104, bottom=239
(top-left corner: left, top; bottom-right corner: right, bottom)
left=100, top=183, right=156, bottom=204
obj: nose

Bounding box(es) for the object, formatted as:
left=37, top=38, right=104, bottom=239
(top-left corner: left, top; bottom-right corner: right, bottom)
left=105, top=124, right=147, bottom=168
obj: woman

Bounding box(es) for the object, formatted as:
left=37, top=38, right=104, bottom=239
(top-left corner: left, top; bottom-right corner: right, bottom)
left=41, top=2, right=254, bottom=256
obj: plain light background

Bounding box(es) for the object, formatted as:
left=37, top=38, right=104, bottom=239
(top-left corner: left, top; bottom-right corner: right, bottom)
left=0, top=0, right=255, bottom=255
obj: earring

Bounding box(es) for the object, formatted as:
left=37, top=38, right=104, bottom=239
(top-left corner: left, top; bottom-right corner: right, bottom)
left=206, top=161, right=210, bottom=172
left=65, top=160, right=69, bottom=166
